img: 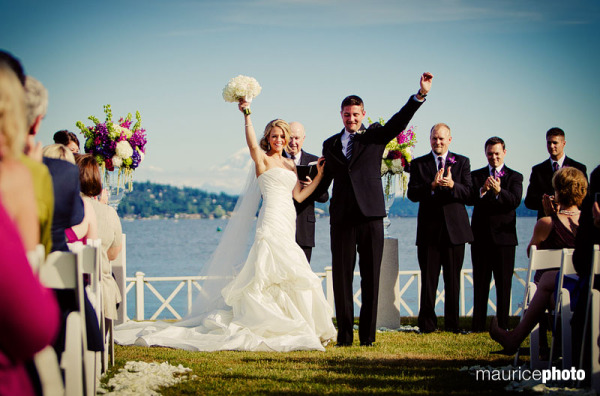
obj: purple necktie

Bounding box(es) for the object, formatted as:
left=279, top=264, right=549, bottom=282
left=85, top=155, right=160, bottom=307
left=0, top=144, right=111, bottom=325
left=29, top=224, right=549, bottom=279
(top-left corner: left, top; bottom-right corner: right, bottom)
left=552, top=162, right=559, bottom=172
left=437, top=157, right=444, bottom=171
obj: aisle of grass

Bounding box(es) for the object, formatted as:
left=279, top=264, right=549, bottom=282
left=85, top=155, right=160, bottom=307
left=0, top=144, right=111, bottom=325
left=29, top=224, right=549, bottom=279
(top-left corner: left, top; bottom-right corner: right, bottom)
left=104, top=317, right=529, bottom=395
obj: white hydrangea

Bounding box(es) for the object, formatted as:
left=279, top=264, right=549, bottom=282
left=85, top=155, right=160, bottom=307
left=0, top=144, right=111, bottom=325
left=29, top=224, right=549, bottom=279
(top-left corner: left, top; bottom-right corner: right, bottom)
left=222, top=75, right=262, bottom=102
left=111, top=155, right=123, bottom=168
left=116, top=140, right=134, bottom=159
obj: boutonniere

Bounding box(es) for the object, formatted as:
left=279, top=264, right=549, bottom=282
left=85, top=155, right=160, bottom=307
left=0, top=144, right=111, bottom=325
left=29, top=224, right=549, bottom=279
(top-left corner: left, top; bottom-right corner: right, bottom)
left=496, top=169, right=506, bottom=178
left=446, top=156, right=456, bottom=165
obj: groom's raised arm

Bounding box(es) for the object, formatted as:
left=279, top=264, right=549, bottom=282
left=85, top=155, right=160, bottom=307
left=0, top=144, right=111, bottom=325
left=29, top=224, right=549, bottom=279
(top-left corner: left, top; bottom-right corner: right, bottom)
left=370, top=72, right=433, bottom=144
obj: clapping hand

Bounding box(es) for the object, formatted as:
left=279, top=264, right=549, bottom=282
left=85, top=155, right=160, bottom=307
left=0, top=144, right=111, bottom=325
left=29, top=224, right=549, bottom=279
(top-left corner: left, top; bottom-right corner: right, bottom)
left=542, top=193, right=558, bottom=216
left=484, top=176, right=501, bottom=195
left=434, top=166, right=454, bottom=189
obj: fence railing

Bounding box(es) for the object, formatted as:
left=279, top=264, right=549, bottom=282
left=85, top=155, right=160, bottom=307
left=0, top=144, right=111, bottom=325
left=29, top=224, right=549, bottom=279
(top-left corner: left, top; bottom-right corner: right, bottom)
left=121, top=267, right=528, bottom=322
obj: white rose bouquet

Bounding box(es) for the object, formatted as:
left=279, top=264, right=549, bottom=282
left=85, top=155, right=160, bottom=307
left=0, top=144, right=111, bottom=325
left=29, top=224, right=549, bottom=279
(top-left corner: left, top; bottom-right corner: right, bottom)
left=222, top=75, right=262, bottom=114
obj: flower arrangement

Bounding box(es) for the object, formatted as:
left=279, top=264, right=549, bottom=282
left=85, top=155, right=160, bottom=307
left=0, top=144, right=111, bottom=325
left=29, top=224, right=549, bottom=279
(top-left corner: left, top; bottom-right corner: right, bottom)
left=222, top=75, right=262, bottom=114
left=369, top=117, right=417, bottom=198
left=76, top=104, right=147, bottom=194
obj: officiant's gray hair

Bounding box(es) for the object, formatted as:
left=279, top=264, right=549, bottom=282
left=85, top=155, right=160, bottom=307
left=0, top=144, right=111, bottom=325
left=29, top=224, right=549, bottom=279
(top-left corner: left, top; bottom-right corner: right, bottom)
left=260, top=119, right=291, bottom=152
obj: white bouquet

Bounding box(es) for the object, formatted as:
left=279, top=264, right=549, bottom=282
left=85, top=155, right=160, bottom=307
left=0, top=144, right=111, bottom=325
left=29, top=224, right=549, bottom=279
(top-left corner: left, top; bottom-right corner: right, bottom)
left=222, top=75, right=262, bottom=114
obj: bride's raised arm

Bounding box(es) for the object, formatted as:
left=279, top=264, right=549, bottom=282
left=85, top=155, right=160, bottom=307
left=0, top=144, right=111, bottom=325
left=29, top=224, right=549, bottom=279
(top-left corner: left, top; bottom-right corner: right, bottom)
left=239, top=100, right=265, bottom=168
left=293, top=158, right=326, bottom=203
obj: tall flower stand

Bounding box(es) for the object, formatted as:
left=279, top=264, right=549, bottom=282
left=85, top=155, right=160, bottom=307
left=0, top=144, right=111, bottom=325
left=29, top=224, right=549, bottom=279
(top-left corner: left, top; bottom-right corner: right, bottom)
left=376, top=173, right=402, bottom=329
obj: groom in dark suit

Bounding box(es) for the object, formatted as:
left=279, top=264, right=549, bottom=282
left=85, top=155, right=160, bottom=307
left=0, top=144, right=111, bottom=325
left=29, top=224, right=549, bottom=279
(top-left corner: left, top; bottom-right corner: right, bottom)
left=525, top=127, right=587, bottom=219
left=469, top=137, right=523, bottom=332
left=320, top=72, right=433, bottom=346
left=407, top=123, right=473, bottom=333
left=286, top=121, right=329, bottom=263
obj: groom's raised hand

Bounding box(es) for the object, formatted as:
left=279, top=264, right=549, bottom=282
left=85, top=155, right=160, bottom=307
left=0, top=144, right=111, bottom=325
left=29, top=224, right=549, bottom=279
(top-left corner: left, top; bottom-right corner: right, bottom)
left=420, top=72, right=433, bottom=95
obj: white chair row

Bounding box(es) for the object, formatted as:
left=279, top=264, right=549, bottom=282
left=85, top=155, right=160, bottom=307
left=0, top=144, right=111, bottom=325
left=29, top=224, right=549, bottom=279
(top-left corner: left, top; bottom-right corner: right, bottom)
left=515, top=246, right=572, bottom=369
left=31, top=241, right=107, bottom=396
left=579, top=245, right=600, bottom=392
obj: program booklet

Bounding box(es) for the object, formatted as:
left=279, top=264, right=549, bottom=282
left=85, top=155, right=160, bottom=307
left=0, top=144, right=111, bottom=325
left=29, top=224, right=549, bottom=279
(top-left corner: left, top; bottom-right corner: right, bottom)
left=296, top=161, right=318, bottom=181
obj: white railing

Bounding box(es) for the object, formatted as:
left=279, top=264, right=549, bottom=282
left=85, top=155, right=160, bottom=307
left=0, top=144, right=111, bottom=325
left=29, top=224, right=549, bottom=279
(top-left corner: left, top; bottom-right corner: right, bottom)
left=122, top=267, right=528, bottom=321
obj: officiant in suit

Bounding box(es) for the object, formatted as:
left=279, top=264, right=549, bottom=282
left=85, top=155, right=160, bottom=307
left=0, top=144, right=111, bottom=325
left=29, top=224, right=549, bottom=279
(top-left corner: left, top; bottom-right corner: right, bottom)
left=407, top=122, right=473, bottom=333
left=320, top=72, right=433, bottom=346
left=285, top=121, right=329, bottom=263
left=525, top=127, right=587, bottom=219
left=469, top=137, right=523, bottom=332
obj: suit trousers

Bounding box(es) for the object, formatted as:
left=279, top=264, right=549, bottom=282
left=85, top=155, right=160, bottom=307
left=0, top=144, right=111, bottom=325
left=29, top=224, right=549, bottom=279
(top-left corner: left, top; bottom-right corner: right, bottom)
left=330, top=218, right=383, bottom=344
left=417, top=243, right=465, bottom=332
left=299, top=246, right=312, bottom=263
left=471, top=243, right=516, bottom=331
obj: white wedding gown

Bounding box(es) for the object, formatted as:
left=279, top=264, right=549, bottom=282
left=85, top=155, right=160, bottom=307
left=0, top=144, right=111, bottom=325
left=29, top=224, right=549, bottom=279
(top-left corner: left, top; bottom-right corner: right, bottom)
left=114, top=167, right=337, bottom=351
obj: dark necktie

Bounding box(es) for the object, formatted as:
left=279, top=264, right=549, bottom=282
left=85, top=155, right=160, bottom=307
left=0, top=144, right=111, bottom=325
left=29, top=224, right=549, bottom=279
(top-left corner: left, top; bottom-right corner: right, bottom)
left=437, top=156, right=444, bottom=171
left=346, top=134, right=354, bottom=160
left=290, top=154, right=296, bottom=161
left=491, top=168, right=497, bottom=178
left=552, top=162, right=559, bottom=172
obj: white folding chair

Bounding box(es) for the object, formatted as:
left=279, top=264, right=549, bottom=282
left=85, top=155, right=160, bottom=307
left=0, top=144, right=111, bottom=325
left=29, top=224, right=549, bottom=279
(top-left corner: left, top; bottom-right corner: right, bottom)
left=514, top=246, right=569, bottom=369
left=579, top=245, right=600, bottom=391
left=549, top=248, right=576, bottom=369
left=39, top=251, right=88, bottom=396
left=33, top=345, right=64, bottom=396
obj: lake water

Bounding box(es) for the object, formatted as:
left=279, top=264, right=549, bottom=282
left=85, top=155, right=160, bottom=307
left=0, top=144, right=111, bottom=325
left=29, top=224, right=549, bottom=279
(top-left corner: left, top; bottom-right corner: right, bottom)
left=121, top=216, right=538, bottom=319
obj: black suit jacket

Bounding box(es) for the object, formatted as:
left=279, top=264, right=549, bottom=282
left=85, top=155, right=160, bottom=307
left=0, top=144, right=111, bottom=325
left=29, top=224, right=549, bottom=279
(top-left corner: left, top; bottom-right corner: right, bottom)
left=524, top=156, right=587, bottom=219
left=321, top=96, right=423, bottom=223
left=407, top=152, right=474, bottom=246
left=43, top=157, right=84, bottom=252
left=290, top=150, right=329, bottom=247
left=469, top=165, right=523, bottom=246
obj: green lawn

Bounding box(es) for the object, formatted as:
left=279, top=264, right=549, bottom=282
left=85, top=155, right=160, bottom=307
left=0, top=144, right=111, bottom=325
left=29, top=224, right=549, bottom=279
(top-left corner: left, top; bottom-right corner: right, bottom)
left=103, top=317, right=533, bottom=395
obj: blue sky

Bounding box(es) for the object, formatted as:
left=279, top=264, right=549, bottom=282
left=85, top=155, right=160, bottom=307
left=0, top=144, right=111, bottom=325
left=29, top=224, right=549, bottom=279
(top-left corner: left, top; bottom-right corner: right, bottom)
left=2, top=0, right=599, bottom=194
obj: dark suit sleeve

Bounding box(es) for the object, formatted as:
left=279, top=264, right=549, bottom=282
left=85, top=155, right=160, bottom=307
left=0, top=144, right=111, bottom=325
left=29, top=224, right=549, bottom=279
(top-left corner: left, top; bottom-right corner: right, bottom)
left=407, top=158, right=432, bottom=203
left=496, top=171, right=523, bottom=210
left=366, top=96, right=423, bottom=145
left=449, top=157, right=472, bottom=203
left=524, top=167, right=543, bottom=212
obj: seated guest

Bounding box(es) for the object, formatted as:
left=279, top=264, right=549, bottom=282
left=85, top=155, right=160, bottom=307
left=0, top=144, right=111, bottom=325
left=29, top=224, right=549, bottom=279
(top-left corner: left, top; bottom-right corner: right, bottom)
left=75, top=154, right=122, bottom=322
left=43, top=144, right=98, bottom=244
left=489, top=167, right=588, bottom=353
left=0, top=63, right=60, bottom=396
left=53, top=130, right=80, bottom=154
left=571, top=164, right=600, bottom=370
left=0, top=63, right=39, bottom=252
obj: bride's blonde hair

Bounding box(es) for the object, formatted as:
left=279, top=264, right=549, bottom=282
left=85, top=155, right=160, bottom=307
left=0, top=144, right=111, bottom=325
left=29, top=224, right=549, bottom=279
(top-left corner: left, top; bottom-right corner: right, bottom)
left=260, top=119, right=290, bottom=152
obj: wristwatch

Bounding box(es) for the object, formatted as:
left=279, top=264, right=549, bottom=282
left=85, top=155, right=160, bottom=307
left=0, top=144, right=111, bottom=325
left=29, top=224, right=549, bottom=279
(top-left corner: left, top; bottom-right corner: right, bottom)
left=417, top=90, right=427, bottom=98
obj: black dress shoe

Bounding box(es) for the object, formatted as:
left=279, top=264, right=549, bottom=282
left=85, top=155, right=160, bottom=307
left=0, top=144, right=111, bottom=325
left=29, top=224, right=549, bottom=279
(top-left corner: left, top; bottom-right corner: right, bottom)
left=360, top=342, right=374, bottom=347
left=335, top=342, right=352, bottom=347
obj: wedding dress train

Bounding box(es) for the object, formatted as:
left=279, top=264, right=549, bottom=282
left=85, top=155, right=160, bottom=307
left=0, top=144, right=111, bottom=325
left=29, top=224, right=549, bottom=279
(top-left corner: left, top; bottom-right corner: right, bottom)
left=114, top=167, right=336, bottom=351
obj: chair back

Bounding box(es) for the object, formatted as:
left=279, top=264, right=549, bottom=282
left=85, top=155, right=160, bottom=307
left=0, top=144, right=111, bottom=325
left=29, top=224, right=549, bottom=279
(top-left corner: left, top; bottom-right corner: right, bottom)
left=550, top=248, right=576, bottom=369
left=27, top=244, right=46, bottom=273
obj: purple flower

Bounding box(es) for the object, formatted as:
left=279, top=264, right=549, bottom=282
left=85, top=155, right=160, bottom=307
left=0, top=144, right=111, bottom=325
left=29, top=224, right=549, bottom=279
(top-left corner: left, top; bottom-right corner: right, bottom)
left=496, top=170, right=506, bottom=178
left=446, top=156, right=457, bottom=165
left=132, top=150, right=141, bottom=169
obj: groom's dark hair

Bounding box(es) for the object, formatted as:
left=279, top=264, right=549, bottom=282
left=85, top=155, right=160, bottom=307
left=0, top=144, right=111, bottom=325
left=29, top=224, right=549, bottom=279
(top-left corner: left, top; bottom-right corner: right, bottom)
left=546, top=127, right=565, bottom=139
left=341, top=95, right=363, bottom=110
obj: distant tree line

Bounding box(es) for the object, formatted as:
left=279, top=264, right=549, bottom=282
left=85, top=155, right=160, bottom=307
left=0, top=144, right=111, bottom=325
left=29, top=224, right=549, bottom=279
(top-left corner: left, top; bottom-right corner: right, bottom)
left=118, top=181, right=537, bottom=219
left=117, top=181, right=238, bottom=219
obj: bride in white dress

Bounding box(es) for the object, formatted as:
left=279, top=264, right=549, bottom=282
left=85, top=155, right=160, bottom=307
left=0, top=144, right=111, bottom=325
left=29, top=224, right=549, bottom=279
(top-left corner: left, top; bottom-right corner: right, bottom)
left=114, top=101, right=336, bottom=351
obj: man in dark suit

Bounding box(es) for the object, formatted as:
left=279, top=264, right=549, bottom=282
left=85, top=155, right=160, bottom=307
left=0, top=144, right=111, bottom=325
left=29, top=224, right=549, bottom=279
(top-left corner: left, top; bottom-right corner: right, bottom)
left=286, top=121, right=329, bottom=263
left=469, top=137, right=523, bottom=332
left=407, top=123, right=473, bottom=333
left=320, top=72, right=433, bottom=346
left=525, top=127, right=587, bottom=219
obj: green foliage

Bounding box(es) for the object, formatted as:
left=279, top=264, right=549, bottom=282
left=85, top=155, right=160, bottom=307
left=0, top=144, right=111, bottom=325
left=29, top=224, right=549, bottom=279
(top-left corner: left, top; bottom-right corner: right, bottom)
left=117, top=181, right=238, bottom=219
